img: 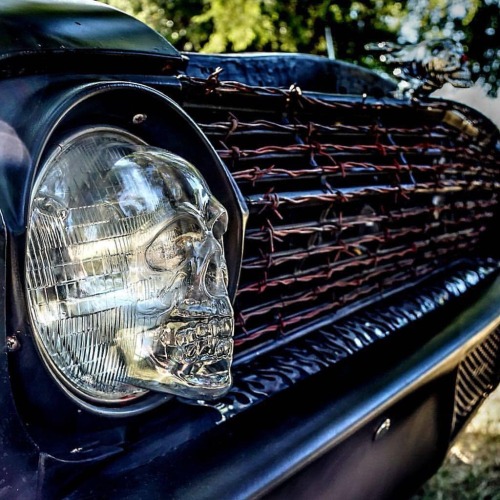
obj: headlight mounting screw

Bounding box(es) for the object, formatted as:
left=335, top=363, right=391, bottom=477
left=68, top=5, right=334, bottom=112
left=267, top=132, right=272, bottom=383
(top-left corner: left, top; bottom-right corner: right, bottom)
left=133, top=113, right=148, bottom=124
left=6, top=334, right=21, bottom=352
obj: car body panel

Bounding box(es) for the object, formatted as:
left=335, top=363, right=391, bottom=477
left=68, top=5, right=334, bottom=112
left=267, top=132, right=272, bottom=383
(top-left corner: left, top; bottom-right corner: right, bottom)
left=0, top=2, right=498, bottom=499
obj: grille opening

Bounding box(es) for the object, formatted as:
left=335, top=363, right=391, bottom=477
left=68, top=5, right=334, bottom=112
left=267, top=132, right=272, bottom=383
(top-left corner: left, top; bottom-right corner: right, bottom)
left=180, top=76, right=499, bottom=355
left=452, top=329, right=500, bottom=438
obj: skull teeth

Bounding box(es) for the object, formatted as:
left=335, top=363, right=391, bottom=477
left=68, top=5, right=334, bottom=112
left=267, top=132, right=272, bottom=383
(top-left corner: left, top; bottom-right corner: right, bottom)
left=163, top=317, right=234, bottom=364
left=173, top=336, right=233, bottom=364
left=180, top=337, right=233, bottom=363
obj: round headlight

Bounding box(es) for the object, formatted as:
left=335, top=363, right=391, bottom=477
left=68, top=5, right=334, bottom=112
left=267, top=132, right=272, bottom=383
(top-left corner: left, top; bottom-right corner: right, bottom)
left=26, top=126, right=234, bottom=406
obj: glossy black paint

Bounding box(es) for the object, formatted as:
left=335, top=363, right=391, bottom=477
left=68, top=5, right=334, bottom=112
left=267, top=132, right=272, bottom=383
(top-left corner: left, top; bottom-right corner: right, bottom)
left=0, top=211, right=39, bottom=495
left=0, top=0, right=184, bottom=77
left=185, top=52, right=397, bottom=96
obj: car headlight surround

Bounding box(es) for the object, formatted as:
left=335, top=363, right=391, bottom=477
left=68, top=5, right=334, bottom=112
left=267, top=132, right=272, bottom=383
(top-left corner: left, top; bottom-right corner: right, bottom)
left=23, top=82, right=246, bottom=416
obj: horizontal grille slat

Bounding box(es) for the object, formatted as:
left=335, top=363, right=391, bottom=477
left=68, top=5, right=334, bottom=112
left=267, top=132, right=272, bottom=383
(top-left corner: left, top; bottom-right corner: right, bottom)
left=180, top=74, right=500, bottom=356
left=241, top=229, right=485, bottom=271
left=232, top=164, right=491, bottom=181
left=245, top=182, right=492, bottom=209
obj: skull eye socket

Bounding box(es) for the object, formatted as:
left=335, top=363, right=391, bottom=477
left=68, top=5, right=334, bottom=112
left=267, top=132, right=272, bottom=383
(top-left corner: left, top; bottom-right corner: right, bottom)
left=145, top=217, right=203, bottom=271
left=146, top=225, right=186, bottom=270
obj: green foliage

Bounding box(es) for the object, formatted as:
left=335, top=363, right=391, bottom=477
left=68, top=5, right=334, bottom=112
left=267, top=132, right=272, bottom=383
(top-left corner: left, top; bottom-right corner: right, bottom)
left=100, top=0, right=208, bottom=51
left=192, top=0, right=275, bottom=52
left=100, top=0, right=407, bottom=57
left=99, top=0, right=499, bottom=94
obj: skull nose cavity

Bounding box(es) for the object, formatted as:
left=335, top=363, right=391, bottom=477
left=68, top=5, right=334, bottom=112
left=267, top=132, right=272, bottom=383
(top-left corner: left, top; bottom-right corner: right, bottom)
left=192, top=235, right=226, bottom=297
left=166, top=223, right=230, bottom=319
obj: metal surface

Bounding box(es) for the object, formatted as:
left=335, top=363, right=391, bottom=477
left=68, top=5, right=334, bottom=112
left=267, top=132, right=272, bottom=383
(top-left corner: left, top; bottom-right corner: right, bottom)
left=179, top=72, right=500, bottom=357
left=367, top=39, right=472, bottom=97
left=0, top=0, right=183, bottom=77
left=451, top=328, right=500, bottom=437
left=0, top=3, right=497, bottom=496
left=374, top=418, right=392, bottom=441
left=0, top=210, right=38, bottom=495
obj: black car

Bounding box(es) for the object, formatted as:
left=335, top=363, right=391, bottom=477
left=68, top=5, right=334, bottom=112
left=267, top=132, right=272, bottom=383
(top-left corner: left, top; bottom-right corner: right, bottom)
left=0, top=1, right=498, bottom=498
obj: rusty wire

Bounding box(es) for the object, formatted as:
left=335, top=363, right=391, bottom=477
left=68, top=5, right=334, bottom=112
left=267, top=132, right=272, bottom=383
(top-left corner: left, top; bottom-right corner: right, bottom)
left=179, top=71, right=453, bottom=114
left=246, top=180, right=496, bottom=218
left=244, top=200, right=496, bottom=244
left=234, top=261, right=441, bottom=345
left=241, top=218, right=491, bottom=273
left=231, top=162, right=491, bottom=183
left=199, top=118, right=453, bottom=139
left=182, top=72, right=500, bottom=348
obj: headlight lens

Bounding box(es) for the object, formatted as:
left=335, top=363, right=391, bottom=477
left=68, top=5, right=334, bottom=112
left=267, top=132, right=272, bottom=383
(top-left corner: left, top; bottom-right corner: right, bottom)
left=26, top=127, right=234, bottom=406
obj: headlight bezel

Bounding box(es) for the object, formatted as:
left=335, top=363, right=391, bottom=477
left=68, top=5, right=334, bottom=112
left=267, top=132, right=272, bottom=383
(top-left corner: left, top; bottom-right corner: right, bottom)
left=22, top=81, right=246, bottom=416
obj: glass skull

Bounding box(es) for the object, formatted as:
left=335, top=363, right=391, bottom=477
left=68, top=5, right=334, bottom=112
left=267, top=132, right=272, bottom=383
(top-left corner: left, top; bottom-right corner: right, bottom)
left=26, top=130, right=234, bottom=403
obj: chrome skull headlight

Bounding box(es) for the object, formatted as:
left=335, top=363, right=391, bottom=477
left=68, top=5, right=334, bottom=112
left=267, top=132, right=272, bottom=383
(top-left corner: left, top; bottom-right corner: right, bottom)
left=25, top=127, right=234, bottom=405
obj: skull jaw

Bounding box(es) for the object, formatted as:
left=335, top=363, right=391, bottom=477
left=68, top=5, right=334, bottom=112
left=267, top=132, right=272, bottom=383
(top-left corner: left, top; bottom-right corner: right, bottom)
left=121, top=315, right=234, bottom=400
left=126, top=357, right=233, bottom=400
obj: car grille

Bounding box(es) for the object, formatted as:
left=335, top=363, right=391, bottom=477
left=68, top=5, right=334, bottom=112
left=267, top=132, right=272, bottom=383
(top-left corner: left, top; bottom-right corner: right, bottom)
left=179, top=73, right=499, bottom=360
left=452, top=328, right=500, bottom=438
